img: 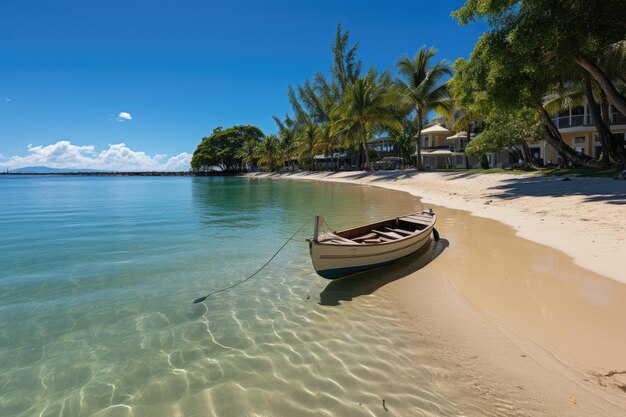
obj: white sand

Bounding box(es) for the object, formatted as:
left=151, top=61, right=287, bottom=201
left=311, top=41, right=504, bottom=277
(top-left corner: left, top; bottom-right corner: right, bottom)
left=246, top=170, right=626, bottom=416
left=248, top=171, right=625, bottom=284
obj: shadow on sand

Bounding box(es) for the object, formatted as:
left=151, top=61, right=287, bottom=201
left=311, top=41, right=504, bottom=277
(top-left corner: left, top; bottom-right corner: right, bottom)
left=319, top=238, right=449, bottom=306
left=483, top=175, right=626, bottom=205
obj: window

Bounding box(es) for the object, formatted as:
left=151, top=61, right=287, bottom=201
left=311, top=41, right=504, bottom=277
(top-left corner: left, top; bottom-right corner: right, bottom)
left=530, top=147, right=541, bottom=159
left=574, top=136, right=586, bottom=144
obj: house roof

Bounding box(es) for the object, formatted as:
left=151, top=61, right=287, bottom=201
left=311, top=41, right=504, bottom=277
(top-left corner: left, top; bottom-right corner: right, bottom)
left=412, top=149, right=456, bottom=156
left=421, top=124, right=451, bottom=135
left=447, top=131, right=468, bottom=140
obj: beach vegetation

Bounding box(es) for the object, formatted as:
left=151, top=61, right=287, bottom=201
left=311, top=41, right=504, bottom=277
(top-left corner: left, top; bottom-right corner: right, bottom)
left=191, top=125, right=264, bottom=172
left=393, top=47, right=453, bottom=170
left=466, top=108, right=542, bottom=166
left=453, top=0, right=626, bottom=169
left=331, top=70, right=402, bottom=170
left=255, top=134, right=283, bottom=172
left=193, top=9, right=625, bottom=174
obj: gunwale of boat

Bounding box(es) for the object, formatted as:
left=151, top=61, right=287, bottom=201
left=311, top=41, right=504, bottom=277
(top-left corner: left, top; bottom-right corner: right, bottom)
left=315, top=211, right=436, bottom=247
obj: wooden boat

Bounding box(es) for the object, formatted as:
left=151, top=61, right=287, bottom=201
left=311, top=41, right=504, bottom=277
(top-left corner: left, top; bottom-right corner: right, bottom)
left=307, top=210, right=438, bottom=279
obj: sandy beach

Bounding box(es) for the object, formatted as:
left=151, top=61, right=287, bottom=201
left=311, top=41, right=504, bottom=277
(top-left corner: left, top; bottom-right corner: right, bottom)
left=246, top=170, right=626, bottom=416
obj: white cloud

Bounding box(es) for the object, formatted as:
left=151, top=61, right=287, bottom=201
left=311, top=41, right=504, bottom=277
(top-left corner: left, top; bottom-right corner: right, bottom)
left=3, top=140, right=192, bottom=172
left=117, top=111, right=132, bottom=122
left=3, top=98, right=11, bottom=102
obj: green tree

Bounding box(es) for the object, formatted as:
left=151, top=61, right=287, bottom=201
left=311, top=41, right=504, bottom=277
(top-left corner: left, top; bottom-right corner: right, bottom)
left=331, top=70, right=401, bottom=170
left=389, top=114, right=419, bottom=166
left=466, top=108, right=541, bottom=164
left=452, top=27, right=602, bottom=168
left=255, top=134, right=283, bottom=172
left=331, top=23, right=362, bottom=93
left=545, top=77, right=626, bottom=167
left=453, top=0, right=626, bottom=119
left=273, top=115, right=297, bottom=170
left=191, top=125, right=264, bottom=172
left=394, top=47, right=452, bottom=170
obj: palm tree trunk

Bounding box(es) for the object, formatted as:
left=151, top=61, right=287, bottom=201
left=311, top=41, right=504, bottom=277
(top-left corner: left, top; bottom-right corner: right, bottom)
left=415, top=114, right=423, bottom=171
left=362, top=125, right=370, bottom=171
left=575, top=55, right=626, bottom=117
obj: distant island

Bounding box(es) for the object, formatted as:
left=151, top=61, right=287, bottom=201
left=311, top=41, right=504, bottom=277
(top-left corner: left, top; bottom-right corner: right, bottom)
left=1, top=166, right=224, bottom=176
left=8, top=166, right=106, bottom=174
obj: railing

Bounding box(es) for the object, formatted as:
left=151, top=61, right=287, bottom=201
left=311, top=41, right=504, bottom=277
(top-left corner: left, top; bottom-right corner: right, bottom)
left=551, top=115, right=592, bottom=128
left=552, top=112, right=626, bottom=128
left=612, top=113, right=626, bottom=125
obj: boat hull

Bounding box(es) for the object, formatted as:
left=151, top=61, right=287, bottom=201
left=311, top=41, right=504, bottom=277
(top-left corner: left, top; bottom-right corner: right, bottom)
left=309, top=218, right=434, bottom=279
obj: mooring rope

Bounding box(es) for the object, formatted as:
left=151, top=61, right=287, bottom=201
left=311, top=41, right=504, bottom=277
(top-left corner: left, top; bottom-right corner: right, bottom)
left=192, top=217, right=312, bottom=304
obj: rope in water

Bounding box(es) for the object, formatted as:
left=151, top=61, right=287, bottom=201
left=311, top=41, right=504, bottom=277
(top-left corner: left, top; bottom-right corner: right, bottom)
left=192, top=217, right=312, bottom=304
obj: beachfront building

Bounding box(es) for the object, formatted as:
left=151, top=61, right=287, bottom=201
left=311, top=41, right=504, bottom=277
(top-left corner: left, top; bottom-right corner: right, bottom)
left=367, top=136, right=397, bottom=157
left=414, top=124, right=471, bottom=170
left=367, top=136, right=403, bottom=169
left=530, top=105, right=626, bottom=164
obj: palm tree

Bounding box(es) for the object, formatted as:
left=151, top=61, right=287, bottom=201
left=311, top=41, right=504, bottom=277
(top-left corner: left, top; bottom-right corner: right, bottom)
left=331, top=70, right=402, bottom=170
left=294, top=117, right=321, bottom=170
left=273, top=115, right=297, bottom=170
left=394, top=47, right=452, bottom=170
left=331, top=23, right=362, bottom=93
left=256, top=135, right=282, bottom=172
left=388, top=113, right=419, bottom=166
left=237, top=137, right=259, bottom=171
left=300, top=74, right=343, bottom=170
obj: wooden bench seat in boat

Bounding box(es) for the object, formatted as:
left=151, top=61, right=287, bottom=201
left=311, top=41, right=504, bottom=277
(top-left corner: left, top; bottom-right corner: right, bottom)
left=400, top=216, right=431, bottom=228
left=371, top=229, right=404, bottom=240
left=352, top=232, right=378, bottom=242
left=385, top=227, right=415, bottom=236
left=363, top=237, right=393, bottom=243
left=319, top=233, right=359, bottom=244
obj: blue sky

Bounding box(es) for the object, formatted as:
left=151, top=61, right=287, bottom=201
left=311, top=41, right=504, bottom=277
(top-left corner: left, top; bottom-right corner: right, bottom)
left=0, top=0, right=486, bottom=170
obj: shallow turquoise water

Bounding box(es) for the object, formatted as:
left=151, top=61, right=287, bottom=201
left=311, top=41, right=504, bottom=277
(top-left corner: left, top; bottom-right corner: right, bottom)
left=0, top=176, right=490, bottom=416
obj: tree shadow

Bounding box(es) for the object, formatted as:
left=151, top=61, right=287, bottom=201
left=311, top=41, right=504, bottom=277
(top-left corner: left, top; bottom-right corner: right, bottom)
left=440, top=171, right=481, bottom=180
left=319, top=238, right=449, bottom=306
left=485, top=176, right=626, bottom=205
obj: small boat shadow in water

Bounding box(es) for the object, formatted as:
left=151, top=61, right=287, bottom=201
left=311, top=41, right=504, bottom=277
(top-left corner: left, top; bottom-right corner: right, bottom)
left=319, top=239, right=449, bottom=306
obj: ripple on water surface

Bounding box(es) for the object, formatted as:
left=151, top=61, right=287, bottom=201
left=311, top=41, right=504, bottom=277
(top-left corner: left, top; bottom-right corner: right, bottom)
left=0, top=176, right=492, bottom=416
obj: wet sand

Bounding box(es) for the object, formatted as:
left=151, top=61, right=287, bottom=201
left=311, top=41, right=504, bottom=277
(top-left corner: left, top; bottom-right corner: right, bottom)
left=247, top=171, right=626, bottom=416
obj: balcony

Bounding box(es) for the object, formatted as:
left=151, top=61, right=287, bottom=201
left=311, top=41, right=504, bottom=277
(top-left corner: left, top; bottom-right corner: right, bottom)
left=612, top=113, right=626, bottom=125
left=551, top=111, right=626, bottom=128
left=551, top=115, right=592, bottom=128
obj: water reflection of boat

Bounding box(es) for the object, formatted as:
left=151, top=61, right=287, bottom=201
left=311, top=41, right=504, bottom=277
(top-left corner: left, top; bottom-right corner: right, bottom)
left=307, top=210, right=437, bottom=279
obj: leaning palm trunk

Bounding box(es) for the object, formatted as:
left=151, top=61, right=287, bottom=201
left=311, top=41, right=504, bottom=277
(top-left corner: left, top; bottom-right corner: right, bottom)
left=585, top=79, right=626, bottom=166
left=574, top=55, right=626, bottom=117
left=599, top=90, right=626, bottom=168
left=536, top=102, right=603, bottom=168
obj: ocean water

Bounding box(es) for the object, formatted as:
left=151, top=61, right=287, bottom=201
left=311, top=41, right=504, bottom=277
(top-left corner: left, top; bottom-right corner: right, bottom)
left=0, top=176, right=489, bottom=417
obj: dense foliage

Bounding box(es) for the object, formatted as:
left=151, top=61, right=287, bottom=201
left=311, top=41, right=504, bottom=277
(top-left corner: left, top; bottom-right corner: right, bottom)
left=191, top=125, right=264, bottom=172
left=451, top=0, right=626, bottom=168
left=191, top=6, right=626, bottom=172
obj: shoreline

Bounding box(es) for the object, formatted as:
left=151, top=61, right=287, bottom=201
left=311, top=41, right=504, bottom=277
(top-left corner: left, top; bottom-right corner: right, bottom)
left=245, top=170, right=626, bottom=416
left=246, top=170, right=625, bottom=284
left=0, top=171, right=230, bottom=176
